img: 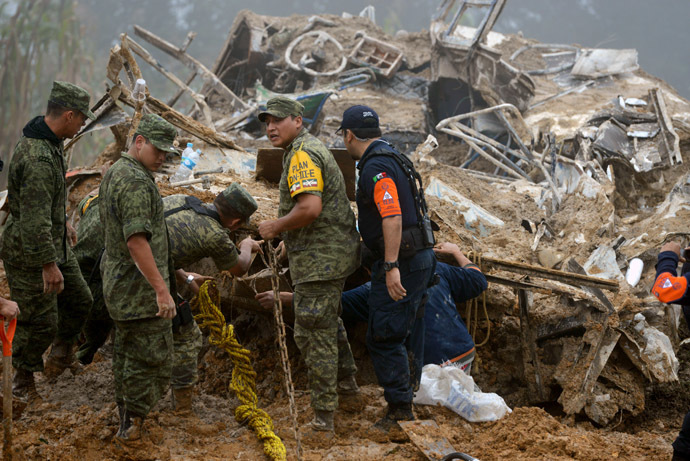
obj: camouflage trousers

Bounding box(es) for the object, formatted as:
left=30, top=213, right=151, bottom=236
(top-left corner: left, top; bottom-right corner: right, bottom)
left=171, top=320, right=203, bottom=389
left=76, top=275, right=202, bottom=388
left=293, top=278, right=357, bottom=412
left=113, top=317, right=172, bottom=418
left=76, top=270, right=110, bottom=365
left=5, top=251, right=92, bottom=372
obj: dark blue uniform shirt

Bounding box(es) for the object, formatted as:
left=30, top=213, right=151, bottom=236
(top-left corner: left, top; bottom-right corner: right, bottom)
left=356, top=139, right=418, bottom=251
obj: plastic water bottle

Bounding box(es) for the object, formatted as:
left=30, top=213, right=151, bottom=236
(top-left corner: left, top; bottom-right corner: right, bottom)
left=170, top=143, right=199, bottom=183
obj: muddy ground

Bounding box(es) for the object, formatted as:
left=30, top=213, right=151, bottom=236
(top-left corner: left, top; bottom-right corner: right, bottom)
left=3, top=308, right=686, bottom=461
left=8, top=145, right=690, bottom=460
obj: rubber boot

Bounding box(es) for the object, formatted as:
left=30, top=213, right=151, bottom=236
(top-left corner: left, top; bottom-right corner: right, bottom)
left=302, top=409, right=335, bottom=444
left=13, top=368, right=38, bottom=402
left=172, top=386, right=193, bottom=415
left=371, top=402, right=414, bottom=441
left=337, top=375, right=365, bottom=412
left=309, top=410, right=334, bottom=432
left=115, top=409, right=144, bottom=444
left=44, top=339, right=79, bottom=381
left=76, top=343, right=98, bottom=366
left=336, top=375, right=360, bottom=395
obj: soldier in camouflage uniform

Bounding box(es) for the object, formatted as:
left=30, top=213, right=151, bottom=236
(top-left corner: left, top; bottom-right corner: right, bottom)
left=0, top=81, right=95, bottom=400
left=74, top=184, right=261, bottom=414
left=99, top=114, right=178, bottom=443
left=258, top=97, right=361, bottom=434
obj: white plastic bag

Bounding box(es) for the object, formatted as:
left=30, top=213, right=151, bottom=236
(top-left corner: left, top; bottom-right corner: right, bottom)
left=414, top=364, right=512, bottom=422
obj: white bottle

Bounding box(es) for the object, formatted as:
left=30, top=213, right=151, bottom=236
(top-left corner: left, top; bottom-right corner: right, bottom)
left=170, top=143, right=198, bottom=183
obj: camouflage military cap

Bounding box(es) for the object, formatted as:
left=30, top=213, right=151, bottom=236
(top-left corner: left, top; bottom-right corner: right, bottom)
left=135, top=114, right=177, bottom=153
left=219, top=183, right=258, bottom=220
left=258, top=96, right=304, bottom=122
left=49, top=81, right=96, bottom=120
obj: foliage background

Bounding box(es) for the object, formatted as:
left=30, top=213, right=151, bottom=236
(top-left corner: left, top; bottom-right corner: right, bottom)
left=0, top=0, right=688, bottom=187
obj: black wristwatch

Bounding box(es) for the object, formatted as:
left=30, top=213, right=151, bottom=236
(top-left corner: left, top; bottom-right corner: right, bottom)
left=383, top=260, right=399, bottom=272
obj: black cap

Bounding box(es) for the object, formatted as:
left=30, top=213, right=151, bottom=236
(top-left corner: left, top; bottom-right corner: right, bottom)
left=336, top=105, right=379, bottom=134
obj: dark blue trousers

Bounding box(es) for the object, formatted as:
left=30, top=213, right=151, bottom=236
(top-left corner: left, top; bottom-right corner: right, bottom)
left=366, top=249, right=435, bottom=405
left=674, top=411, right=690, bottom=456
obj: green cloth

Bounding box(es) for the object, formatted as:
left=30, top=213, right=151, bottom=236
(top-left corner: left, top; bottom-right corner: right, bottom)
left=0, top=129, right=68, bottom=267
left=258, top=96, right=304, bottom=122
left=135, top=114, right=177, bottom=153
left=293, top=279, right=357, bottom=411
left=218, top=183, right=258, bottom=220
left=278, top=128, right=360, bottom=284
left=49, top=80, right=95, bottom=120
left=164, top=194, right=239, bottom=270
left=113, top=317, right=172, bottom=417
left=5, top=252, right=92, bottom=372
left=99, top=153, right=170, bottom=321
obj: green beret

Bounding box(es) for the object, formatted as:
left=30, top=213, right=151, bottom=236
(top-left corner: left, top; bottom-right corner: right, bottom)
left=135, top=114, right=177, bottom=153
left=220, top=183, right=258, bottom=221
left=49, top=81, right=96, bottom=120
left=258, top=96, right=304, bottom=122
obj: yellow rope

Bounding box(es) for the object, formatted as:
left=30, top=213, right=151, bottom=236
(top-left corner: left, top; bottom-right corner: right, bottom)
left=465, top=251, right=491, bottom=347
left=193, top=281, right=287, bottom=461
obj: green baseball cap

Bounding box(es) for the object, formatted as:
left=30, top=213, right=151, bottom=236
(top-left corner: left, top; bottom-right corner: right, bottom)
left=258, top=96, right=304, bottom=122
left=49, top=80, right=96, bottom=120
left=218, top=183, right=258, bottom=221
left=135, top=114, right=177, bottom=153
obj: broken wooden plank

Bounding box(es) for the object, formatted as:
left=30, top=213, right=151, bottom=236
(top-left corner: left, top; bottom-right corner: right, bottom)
left=124, top=35, right=213, bottom=126
left=557, top=324, right=621, bottom=415
left=118, top=91, right=243, bottom=151
left=435, top=252, right=619, bottom=292
left=650, top=87, right=682, bottom=166
left=133, top=24, right=250, bottom=113
left=119, top=34, right=147, bottom=150
left=518, top=288, right=547, bottom=402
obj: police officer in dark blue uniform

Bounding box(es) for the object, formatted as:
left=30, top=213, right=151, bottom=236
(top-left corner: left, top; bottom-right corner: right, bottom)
left=341, top=242, right=487, bottom=371
left=338, top=105, right=436, bottom=433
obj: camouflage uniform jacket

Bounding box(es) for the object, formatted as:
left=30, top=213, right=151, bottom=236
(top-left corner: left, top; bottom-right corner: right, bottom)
left=99, top=153, right=169, bottom=321
left=76, top=194, right=239, bottom=274
left=73, top=195, right=102, bottom=278
left=0, top=116, right=68, bottom=267
left=164, top=194, right=238, bottom=270
left=279, top=128, right=360, bottom=284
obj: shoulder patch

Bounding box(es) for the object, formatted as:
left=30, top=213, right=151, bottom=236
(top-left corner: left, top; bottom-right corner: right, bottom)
left=372, top=172, right=387, bottom=183
left=287, top=146, right=323, bottom=198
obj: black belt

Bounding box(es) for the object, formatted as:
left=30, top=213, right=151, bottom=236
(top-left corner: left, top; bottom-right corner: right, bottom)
left=375, top=225, right=433, bottom=260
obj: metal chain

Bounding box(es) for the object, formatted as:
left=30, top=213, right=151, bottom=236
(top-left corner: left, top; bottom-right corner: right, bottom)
left=266, top=241, right=302, bottom=460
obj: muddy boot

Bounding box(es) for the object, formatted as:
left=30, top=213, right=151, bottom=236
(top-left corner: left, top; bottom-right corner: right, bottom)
left=309, top=410, right=334, bottom=431
left=44, top=339, right=78, bottom=381
left=115, top=409, right=144, bottom=444
left=337, top=375, right=360, bottom=395
left=12, top=368, right=39, bottom=402
left=172, top=386, right=193, bottom=416
left=371, top=402, right=413, bottom=442
left=76, top=343, right=98, bottom=366
left=337, top=375, right=365, bottom=412
left=303, top=410, right=335, bottom=445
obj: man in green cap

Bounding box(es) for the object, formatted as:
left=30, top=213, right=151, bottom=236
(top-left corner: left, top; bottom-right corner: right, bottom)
left=0, top=80, right=96, bottom=400
left=73, top=182, right=262, bottom=416
left=257, top=96, right=361, bottom=437
left=99, top=113, right=178, bottom=443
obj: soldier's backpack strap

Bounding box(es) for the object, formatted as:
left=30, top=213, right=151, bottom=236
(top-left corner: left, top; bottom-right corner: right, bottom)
left=164, top=196, right=221, bottom=224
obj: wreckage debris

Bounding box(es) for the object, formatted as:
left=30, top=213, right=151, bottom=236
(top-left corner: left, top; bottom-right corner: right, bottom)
left=46, top=1, right=690, bottom=432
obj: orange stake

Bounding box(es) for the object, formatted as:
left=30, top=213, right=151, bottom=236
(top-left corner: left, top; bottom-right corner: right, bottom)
left=0, top=317, right=16, bottom=461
